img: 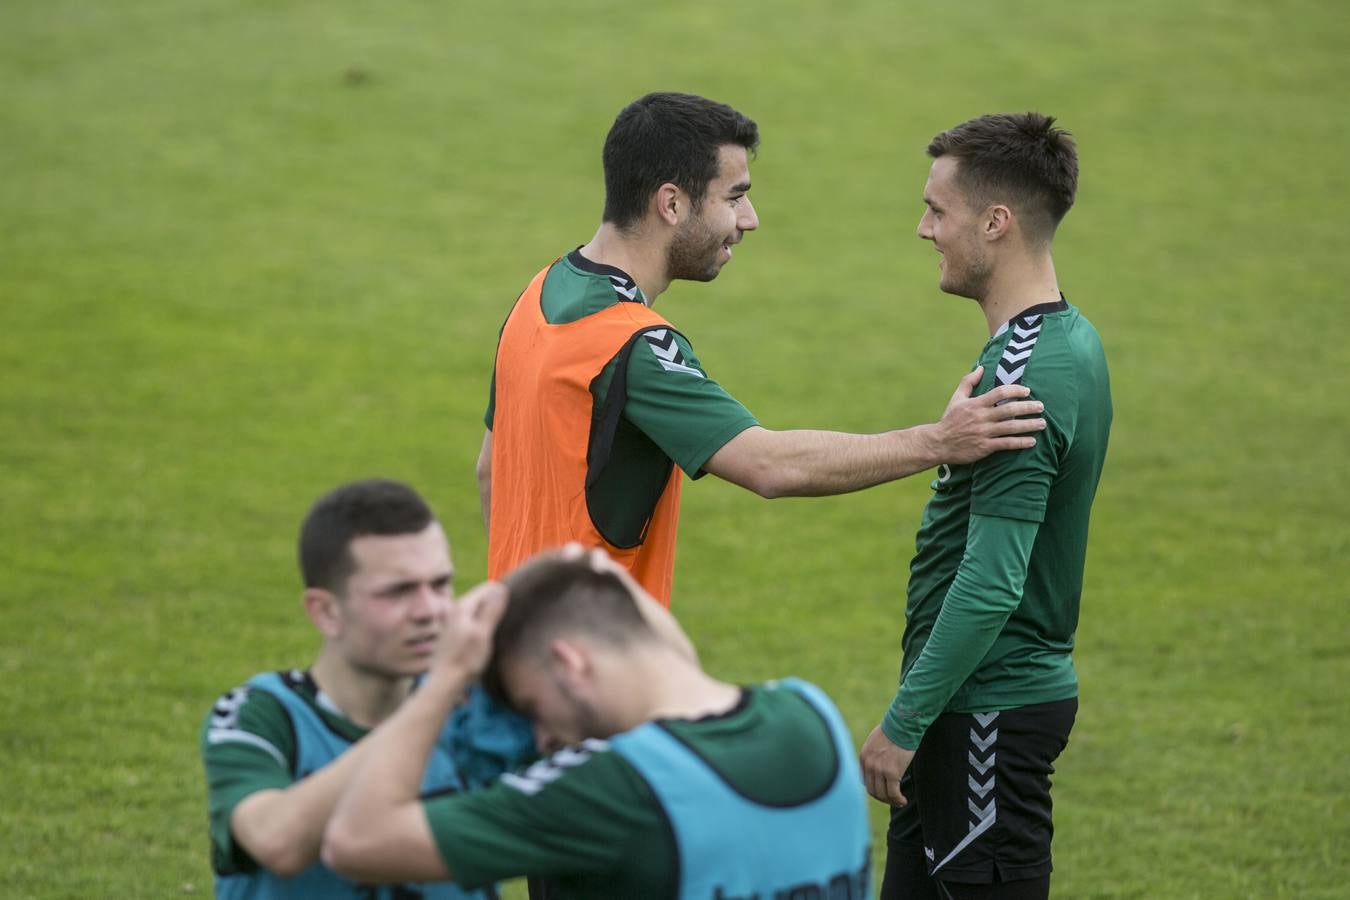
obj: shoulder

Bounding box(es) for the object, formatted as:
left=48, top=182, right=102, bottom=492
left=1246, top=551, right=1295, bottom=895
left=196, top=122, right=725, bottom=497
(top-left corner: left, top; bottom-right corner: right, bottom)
left=201, top=674, right=296, bottom=769
left=498, top=738, right=649, bottom=801
left=541, top=254, right=650, bottom=324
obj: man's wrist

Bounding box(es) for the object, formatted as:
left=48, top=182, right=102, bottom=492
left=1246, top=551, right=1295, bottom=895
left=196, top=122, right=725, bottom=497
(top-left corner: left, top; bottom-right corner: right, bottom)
left=882, top=705, right=922, bottom=751
left=421, top=664, right=473, bottom=704
left=905, top=423, right=944, bottom=472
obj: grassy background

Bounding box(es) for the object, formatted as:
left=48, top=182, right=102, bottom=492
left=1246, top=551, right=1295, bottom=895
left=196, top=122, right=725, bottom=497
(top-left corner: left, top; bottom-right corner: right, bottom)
left=3, top=0, right=1347, bottom=896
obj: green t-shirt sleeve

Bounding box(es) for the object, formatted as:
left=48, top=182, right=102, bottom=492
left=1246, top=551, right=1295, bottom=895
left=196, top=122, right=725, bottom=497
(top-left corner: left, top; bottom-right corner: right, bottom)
left=619, top=330, right=758, bottom=478
left=883, top=513, right=1041, bottom=748
left=969, top=339, right=1073, bottom=522
left=200, top=686, right=296, bottom=873
left=424, top=741, right=668, bottom=889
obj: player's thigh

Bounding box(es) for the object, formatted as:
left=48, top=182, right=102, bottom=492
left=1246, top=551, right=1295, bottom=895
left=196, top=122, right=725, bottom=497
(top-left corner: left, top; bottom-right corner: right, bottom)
left=908, top=700, right=1077, bottom=886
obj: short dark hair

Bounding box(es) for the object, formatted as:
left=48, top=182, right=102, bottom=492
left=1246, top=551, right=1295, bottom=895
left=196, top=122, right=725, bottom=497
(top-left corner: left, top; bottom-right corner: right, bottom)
left=483, top=553, right=654, bottom=707
left=298, top=479, right=435, bottom=592
left=927, top=112, right=1078, bottom=243
left=601, top=91, right=760, bottom=231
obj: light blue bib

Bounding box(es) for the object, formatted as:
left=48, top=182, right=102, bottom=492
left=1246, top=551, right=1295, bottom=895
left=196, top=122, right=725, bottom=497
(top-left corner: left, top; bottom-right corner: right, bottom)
left=611, top=677, right=871, bottom=900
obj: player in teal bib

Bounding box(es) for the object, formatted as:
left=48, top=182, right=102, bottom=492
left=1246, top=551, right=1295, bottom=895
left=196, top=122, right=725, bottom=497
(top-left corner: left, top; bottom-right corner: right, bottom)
left=201, top=480, right=534, bottom=900
left=323, top=548, right=872, bottom=898
left=611, top=677, right=870, bottom=900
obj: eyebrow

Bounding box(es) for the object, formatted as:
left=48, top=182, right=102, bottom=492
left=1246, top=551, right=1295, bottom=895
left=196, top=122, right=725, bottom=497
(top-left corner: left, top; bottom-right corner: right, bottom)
left=728, top=180, right=751, bottom=194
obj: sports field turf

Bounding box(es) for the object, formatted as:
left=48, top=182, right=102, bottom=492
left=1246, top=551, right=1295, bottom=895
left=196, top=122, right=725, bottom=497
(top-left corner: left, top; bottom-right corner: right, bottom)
left=2, top=1, right=1347, bottom=897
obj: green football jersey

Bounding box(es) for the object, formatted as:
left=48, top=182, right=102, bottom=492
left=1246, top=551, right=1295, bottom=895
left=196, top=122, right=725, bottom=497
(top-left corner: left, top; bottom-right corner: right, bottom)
left=424, top=682, right=842, bottom=899
left=485, top=250, right=758, bottom=540
left=201, top=670, right=365, bottom=874
left=884, top=299, right=1112, bottom=748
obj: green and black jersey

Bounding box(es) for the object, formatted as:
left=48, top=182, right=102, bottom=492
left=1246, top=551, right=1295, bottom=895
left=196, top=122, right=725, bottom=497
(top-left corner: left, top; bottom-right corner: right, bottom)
left=201, top=670, right=366, bottom=874
left=884, top=299, right=1112, bottom=749
left=424, top=682, right=843, bottom=899
left=485, top=249, right=758, bottom=540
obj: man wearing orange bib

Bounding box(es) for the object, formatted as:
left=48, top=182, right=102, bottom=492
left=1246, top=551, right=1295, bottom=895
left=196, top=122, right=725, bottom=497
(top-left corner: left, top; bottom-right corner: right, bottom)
left=479, top=92, right=1048, bottom=606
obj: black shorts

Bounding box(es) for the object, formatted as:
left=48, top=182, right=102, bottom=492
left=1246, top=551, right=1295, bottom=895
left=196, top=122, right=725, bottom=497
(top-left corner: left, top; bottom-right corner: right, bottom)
left=885, top=698, right=1077, bottom=887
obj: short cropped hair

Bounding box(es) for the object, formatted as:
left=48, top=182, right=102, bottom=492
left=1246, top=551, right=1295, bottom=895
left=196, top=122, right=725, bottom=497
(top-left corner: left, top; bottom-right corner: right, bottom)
left=298, top=479, right=434, bottom=592
left=601, top=91, right=759, bottom=231
left=483, top=553, right=654, bottom=707
left=927, top=112, right=1078, bottom=243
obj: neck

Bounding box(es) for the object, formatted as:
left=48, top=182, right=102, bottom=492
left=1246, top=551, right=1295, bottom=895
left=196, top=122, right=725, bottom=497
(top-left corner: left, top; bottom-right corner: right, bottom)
left=610, top=646, right=741, bottom=727
left=977, top=249, right=1060, bottom=336
left=578, top=223, right=671, bottom=305
left=310, top=650, right=415, bottom=729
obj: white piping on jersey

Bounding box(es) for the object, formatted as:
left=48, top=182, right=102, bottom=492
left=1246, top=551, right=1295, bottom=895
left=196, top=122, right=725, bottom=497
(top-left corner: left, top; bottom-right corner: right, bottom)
left=207, top=728, right=288, bottom=768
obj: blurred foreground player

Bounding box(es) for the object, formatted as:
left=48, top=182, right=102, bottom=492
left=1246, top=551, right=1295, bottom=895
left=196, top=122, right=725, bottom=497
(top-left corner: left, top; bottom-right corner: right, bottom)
left=324, top=547, right=873, bottom=898
left=201, top=479, right=533, bottom=899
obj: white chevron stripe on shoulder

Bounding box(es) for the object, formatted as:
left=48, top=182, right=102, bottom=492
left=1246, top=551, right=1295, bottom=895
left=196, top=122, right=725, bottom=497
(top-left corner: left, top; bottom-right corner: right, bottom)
left=500, top=739, right=610, bottom=796
left=207, top=728, right=288, bottom=768
left=658, top=360, right=705, bottom=377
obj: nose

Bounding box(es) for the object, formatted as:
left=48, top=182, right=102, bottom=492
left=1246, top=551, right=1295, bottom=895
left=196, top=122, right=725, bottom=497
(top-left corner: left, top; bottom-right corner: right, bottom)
left=409, top=584, right=442, bottom=621
left=917, top=209, right=934, bottom=241
left=738, top=195, right=759, bottom=232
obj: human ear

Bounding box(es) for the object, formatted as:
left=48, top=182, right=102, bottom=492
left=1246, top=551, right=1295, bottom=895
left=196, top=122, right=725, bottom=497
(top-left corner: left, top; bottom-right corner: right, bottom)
left=984, top=205, right=1013, bottom=241
left=303, top=588, right=343, bottom=639
left=654, top=183, right=682, bottom=226
left=549, top=638, right=593, bottom=688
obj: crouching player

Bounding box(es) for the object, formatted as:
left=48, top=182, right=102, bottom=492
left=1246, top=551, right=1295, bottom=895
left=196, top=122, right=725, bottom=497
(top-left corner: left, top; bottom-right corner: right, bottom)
left=200, top=479, right=534, bottom=899
left=323, top=547, right=873, bottom=898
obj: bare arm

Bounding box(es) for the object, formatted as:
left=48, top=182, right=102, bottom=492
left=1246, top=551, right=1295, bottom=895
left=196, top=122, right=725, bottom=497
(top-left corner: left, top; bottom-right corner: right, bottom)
left=227, top=738, right=376, bottom=878
left=323, top=584, right=507, bottom=884
left=703, top=367, right=1045, bottom=499
left=476, top=429, right=492, bottom=532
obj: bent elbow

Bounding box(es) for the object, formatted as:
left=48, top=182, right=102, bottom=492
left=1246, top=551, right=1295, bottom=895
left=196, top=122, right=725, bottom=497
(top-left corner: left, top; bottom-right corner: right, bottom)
left=249, top=839, right=312, bottom=880
left=749, top=473, right=788, bottom=499
left=320, top=819, right=364, bottom=879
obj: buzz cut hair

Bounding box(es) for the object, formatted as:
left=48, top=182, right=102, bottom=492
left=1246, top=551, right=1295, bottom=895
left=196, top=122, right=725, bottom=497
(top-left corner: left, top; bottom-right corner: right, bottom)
left=483, top=553, right=655, bottom=707
left=927, top=111, right=1079, bottom=244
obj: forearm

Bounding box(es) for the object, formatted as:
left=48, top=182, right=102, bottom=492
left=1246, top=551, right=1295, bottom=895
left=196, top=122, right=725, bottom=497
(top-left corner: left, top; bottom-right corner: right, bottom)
left=706, top=425, right=943, bottom=498
left=324, top=668, right=467, bottom=881
left=230, top=742, right=373, bottom=877
left=883, top=514, right=1039, bottom=748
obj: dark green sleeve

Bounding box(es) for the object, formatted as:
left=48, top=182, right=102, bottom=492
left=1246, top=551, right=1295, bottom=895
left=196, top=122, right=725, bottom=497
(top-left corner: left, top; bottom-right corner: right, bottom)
left=613, top=330, right=758, bottom=478
left=969, top=342, right=1072, bottom=522
left=200, top=687, right=296, bottom=873
left=883, top=513, right=1040, bottom=748
left=424, top=742, right=672, bottom=890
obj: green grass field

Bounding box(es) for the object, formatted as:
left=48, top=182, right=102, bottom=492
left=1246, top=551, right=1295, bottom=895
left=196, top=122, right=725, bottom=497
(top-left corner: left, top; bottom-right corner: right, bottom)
left=3, top=1, right=1347, bottom=897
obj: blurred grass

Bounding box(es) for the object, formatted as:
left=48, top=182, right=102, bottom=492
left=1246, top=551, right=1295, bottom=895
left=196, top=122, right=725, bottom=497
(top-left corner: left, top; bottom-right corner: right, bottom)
left=2, top=0, right=1347, bottom=897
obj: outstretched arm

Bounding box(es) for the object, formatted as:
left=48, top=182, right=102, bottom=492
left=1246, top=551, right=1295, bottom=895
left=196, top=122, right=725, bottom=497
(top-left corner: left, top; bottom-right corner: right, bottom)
left=703, top=368, right=1045, bottom=498
left=323, top=583, right=507, bottom=883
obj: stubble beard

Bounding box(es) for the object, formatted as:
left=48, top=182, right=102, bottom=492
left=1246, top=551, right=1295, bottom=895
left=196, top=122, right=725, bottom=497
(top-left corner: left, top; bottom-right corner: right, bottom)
left=939, top=242, right=993, bottom=302
left=666, top=213, right=727, bottom=283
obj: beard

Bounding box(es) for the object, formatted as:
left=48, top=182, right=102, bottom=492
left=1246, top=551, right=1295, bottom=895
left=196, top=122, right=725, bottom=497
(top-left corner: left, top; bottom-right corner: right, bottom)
left=939, top=241, right=993, bottom=301
left=666, top=212, right=730, bottom=283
